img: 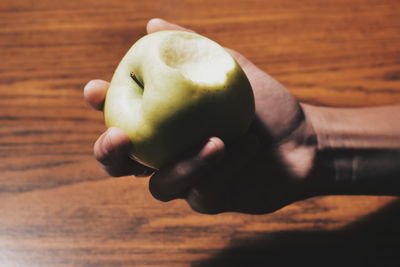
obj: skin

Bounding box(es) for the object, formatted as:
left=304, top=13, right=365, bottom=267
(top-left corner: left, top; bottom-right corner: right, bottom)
left=84, top=18, right=400, bottom=214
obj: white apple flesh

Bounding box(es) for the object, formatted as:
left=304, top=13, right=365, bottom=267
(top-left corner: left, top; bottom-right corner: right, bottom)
left=104, top=30, right=255, bottom=169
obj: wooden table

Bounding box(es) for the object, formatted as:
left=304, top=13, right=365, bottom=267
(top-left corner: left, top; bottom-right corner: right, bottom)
left=1, top=0, right=400, bottom=266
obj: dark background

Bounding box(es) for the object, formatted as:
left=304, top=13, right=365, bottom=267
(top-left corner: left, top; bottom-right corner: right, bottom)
left=1, top=0, right=400, bottom=266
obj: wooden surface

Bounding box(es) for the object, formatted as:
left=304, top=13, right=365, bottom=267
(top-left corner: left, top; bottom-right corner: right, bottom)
left=1, top=0, right=400, bottom=266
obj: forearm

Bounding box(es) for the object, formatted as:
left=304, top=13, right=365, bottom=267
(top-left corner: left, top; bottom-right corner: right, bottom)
left=302, top=104, right=400, bottom=196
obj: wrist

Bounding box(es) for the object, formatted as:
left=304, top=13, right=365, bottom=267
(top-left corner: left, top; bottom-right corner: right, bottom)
left=300, top=104, right=339, bottom=196
left=301, top=103, right=400, bottom=196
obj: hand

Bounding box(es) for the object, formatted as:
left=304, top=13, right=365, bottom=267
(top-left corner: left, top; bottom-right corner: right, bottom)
left=84, top=18, right=318, bottom=214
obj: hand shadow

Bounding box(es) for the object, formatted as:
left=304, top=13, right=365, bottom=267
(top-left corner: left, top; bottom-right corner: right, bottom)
left=193, top=199, right=400, bottom=267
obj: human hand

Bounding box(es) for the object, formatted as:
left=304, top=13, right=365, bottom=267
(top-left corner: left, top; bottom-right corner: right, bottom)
left=84, top=18, right=319, bottom=214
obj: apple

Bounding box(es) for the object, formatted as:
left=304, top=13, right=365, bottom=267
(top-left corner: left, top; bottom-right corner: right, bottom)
left=104, top=30, right=255, bottom=169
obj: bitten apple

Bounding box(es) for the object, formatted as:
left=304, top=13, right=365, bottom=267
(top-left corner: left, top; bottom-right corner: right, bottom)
left=104, top=30, right=255, bottom=169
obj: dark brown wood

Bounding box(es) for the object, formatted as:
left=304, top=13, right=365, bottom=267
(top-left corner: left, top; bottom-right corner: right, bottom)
left=1, top=0, right=399, bottom=266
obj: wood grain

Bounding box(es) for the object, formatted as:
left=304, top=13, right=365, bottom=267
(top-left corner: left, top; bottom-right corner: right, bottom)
left=1, top=0, right=399, bottom=266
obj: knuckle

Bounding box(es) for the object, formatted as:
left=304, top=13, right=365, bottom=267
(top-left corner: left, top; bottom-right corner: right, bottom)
left=94, top=133, right=113, bottom=165
left=148, top=175, right=174, bottom=202
left=186, top=188, right=222, bottom=215
left=173, top=161, right=193, bottom=177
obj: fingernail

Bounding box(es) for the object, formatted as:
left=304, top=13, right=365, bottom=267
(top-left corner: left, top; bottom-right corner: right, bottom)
left=150, top=18, right=167, bottom=25
left=199, top=138, right=224, bottom=163
left=84, top=80, right=96, bottom=91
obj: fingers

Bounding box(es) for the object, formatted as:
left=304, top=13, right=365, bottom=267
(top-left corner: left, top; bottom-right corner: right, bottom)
left=84, top=79, right=109, bottom=110
left=94, top=127, right=154, bottom=177
left=149, top=137, right=225, bottom=202
left=85, top=81, right=154, bottom=176
left=186, top=134, right=260, bottom=214
left=149, top=133, right=261, bottom=215
left=146, top=18, right=194, bottom=34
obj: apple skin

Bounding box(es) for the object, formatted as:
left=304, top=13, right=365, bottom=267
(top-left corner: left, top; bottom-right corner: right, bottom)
left=104, top=30, right=255, bottom=169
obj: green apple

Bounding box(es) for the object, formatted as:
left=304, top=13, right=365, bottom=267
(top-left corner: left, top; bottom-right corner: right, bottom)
left=104, top=30, right=255, bottom=169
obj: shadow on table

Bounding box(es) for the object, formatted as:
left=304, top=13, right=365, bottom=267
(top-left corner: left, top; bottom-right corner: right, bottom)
left=193, top=199, right=400, bottom=267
